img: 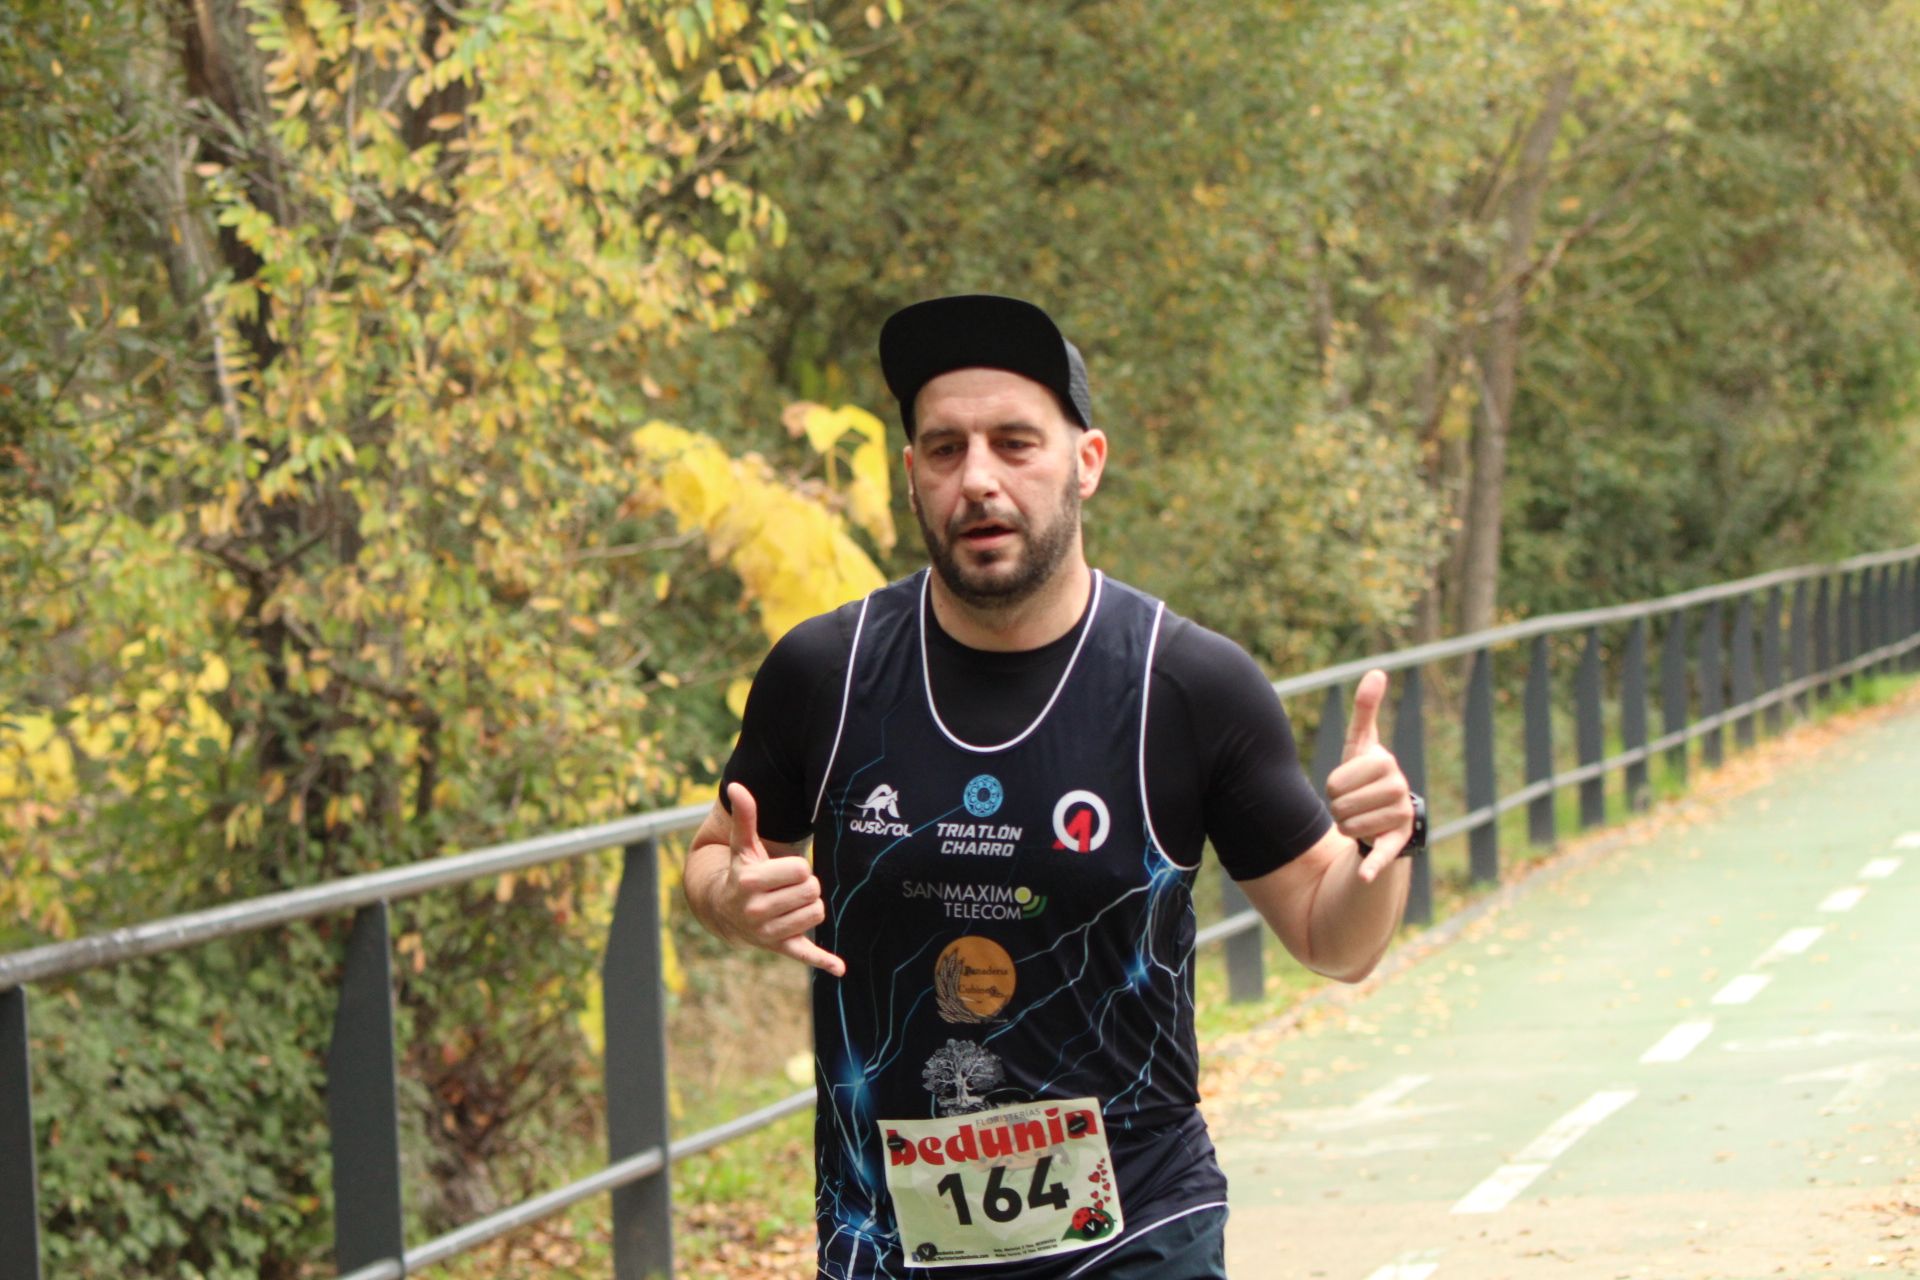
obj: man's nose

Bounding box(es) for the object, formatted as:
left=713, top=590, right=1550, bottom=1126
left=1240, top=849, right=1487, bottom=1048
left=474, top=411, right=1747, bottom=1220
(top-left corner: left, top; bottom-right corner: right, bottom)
left=959, top=437, right=1000, bottom=502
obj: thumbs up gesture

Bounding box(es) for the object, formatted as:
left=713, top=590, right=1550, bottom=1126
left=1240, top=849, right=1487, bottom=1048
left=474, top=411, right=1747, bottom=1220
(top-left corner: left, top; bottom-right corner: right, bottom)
left=718, top=783, right=846, bottom=976
left=1324, top=669, right=1417, bottom=883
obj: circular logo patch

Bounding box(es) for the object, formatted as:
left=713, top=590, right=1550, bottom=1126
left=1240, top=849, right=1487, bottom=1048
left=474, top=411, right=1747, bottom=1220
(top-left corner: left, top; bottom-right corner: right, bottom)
left=933, top=936, right=1016, bottom=1023
left=963, top=774, right=1004, bottom=817
left=1051, top=789, right=1111, bottom=853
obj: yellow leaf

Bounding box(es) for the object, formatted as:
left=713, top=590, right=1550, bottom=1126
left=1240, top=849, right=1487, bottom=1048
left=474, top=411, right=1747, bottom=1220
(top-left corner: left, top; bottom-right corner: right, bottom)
left=847, top=96, right=865, bottom=123
left=427, top=112, right=463, bottom=131
left=726, top=678, right=751, bottom=719
left=800, top=403, right=849, bottom=455
left=529, top=596, right=563, bottom=612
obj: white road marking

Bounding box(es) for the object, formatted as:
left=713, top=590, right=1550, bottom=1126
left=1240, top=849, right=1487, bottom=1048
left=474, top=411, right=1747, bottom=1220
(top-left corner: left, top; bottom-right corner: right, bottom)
left=1727, top=1029, right=1920, bottom=1053
left=1641, top=1020, right=1714, bottom=1064
left=1782, top=1058, right=1919, bottom=1115
left=1273, top=1074, right=1451, bottom=1133
left=1453, top=1162, right=1551, bottom=1215
left=1819, top=886, right=1866, bottom=912
left=1452, top=1090, right=1637, bottom=1214
left=1513, top=1089, right=1639, bottom=1162
left=1232, top=1132, right=1487, bottom=1160
left=1757, top=926, right=1825, bottom=965
left=1357, top=1074, right=1435, bottom=1111
left=1363, top=1261, right=1440, bottom=1280
left=1861, top=856, right=1902, bottom=879
left=1893, top=832, right=1920, bottom=849
left=1712, top=973, right=1774, bottom=1005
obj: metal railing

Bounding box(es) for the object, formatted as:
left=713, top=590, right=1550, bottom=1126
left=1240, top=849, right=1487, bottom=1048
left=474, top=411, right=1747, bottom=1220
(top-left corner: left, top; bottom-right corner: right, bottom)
left=4, top=545, right=1918, bottom=1277
left=1204, top=545, right=1920, bottom=997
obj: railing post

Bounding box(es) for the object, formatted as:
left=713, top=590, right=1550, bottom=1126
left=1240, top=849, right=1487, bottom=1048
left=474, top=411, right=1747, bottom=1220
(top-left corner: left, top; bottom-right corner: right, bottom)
left=1790, top=580, right=1812, bottom=718
left=1622, top=619, right=1650, bottom=810
left=2, top=987, right=42, bottom=1280
left=1576, top=627, right=1606, bottom=829
left=1906, top=561, right=1920, bottom=672
left=1524, top=636, right=1556, bottom=847
left=1900, top=562, right=1916, bottom=672
left=1731, top=593, right=1757, bottom=748
left=1661, top=610, right=1690, bottom=786
left=1907, top=560, right=1920, bottom=670
left=1866, top=567, right=1881, bottom=674
left=327, top=902, right=407, bottom=1277
left=1814, top=576, right=1833, bottom=702
left=1837, top=573, right=1856, bottom=695
left=1700, top=600, right=1725, bottom=768
left=1880, top=565, right=1895, bottom=675
left=607, top=839, right=674, bottom=1279
left=1873, top=564, right=1889, bottom=675
left=1762, top=588, right=1784, bottom=735
left=1466, top=649, right=1499, bottom=884
left=1395, top=667, right=1432, bottom=926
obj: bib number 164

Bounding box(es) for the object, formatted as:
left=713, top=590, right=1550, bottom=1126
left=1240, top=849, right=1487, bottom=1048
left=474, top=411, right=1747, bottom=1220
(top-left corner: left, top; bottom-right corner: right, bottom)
left=935, top=1156, right=1070, bottom=1225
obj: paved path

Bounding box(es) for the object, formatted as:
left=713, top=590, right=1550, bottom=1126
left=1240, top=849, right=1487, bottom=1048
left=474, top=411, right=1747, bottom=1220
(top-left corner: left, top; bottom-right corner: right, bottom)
left=1211, top=702, right=1920, bottom=1280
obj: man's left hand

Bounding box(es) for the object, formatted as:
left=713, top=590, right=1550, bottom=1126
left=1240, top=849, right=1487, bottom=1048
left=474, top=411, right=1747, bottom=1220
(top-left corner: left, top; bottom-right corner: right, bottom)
left=1325, top=668, right=1416, bottom=883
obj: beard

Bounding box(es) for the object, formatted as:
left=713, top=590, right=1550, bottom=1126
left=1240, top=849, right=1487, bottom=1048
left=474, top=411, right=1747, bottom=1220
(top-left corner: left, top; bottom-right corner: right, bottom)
left=914, top=473, right=1082, bottom=610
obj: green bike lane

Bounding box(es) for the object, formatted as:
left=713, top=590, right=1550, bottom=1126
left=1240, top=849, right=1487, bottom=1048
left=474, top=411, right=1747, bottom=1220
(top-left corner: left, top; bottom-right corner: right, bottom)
left=1209, top=703, right=1920, bottom=1280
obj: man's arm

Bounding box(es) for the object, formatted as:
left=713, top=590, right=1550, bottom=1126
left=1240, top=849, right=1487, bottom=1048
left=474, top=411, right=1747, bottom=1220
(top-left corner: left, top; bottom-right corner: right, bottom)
left=1235, top=669, right=1415, bottom=983
left=684, top=782, right=846, bottom=976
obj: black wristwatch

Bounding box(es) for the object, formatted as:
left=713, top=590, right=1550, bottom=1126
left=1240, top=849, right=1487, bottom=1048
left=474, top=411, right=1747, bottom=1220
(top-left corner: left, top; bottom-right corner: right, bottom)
left=1359, top=792, right=1427, bottom=860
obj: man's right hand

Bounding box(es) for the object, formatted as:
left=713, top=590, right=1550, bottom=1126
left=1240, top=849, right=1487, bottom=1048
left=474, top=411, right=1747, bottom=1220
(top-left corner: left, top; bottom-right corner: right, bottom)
left=689, top=783, right=845, bottom=977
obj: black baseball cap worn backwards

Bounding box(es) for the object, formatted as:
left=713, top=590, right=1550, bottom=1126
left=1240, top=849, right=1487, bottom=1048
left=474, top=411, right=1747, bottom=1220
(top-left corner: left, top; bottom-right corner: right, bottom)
left=878, top=294, right=1093, bottom=438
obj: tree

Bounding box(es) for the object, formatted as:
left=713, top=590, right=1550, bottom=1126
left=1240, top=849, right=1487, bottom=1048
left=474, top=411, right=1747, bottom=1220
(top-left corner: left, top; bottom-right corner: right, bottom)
left=921, top=1038, right=1002, bottom=1116
left=2, top=0, right=900, bottom=1268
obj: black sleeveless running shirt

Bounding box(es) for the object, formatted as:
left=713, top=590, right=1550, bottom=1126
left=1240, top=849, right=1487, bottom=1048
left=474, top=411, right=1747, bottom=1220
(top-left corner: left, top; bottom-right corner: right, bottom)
left=807, top=570, right=1228, bottom=1279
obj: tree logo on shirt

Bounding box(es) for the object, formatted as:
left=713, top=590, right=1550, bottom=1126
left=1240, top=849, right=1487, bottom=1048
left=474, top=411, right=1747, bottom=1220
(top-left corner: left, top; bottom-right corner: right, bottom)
left=1050, top=790, right=1110, bottom=853
left=922, top=1038, right=1005, bottom=1116
left=962, top=774, right=1004, bottom=817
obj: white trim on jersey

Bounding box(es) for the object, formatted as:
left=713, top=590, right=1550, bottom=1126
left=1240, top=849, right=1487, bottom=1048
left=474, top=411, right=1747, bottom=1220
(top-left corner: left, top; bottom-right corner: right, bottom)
left=1137, top=600, right=1195, bottom=871
left=1061, top=1200, right=1230, bottom=1277
left=917, top=569, right=1106, bottom=754
left=811, top=592, right=874, bottom=826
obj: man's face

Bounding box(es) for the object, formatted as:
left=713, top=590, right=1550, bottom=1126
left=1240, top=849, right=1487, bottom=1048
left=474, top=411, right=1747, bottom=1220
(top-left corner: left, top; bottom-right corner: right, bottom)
left=904, top=367, right=1106, bottom=609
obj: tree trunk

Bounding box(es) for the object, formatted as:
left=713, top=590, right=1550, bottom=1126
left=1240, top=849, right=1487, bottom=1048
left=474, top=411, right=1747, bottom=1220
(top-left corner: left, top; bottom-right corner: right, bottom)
left=1457, top=67, right=1575, bottom=636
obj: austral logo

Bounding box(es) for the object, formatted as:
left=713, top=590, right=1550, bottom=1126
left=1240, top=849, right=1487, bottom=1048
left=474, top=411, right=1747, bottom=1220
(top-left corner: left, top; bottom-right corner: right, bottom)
left=903, top=881, right=1049, bottom=922
left=850, top=783, right=911, bottom=837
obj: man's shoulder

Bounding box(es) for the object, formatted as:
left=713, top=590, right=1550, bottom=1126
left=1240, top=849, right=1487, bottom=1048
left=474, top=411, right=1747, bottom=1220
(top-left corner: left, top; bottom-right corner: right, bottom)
left=765, top=599, right=863, bottom=676
left=1150, top=606, right=1281, bottom=709
left=763, top=572, right=922, bottom=674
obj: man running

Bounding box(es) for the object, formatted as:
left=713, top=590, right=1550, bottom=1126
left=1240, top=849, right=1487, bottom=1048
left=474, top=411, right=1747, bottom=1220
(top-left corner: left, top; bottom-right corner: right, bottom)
left=684, top=294, right=1425, bottom=1279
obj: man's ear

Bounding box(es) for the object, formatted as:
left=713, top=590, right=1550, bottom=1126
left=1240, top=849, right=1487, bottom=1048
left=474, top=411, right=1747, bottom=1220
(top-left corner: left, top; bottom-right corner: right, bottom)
left=1076, top=428, right=1108, bottom=498
left=902, top=443, right=918, bottom=513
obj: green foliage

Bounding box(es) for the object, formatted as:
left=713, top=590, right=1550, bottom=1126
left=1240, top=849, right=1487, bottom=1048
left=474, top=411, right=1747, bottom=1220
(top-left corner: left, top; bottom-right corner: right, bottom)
left=32, top=937, right=336, bottom=1279
left=1504, top=0, right=1920, bottom=612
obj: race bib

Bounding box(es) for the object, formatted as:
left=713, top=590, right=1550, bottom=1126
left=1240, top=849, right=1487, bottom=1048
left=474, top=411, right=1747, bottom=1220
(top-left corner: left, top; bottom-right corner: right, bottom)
left=879, top=1097, right=1122, bottom=1269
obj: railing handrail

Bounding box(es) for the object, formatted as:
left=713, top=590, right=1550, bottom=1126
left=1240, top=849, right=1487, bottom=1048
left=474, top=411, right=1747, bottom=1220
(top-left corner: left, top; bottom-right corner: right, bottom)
left=1272, top=541, right=1920, bottom=699
left=0, top=803, right=712, bottom=991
